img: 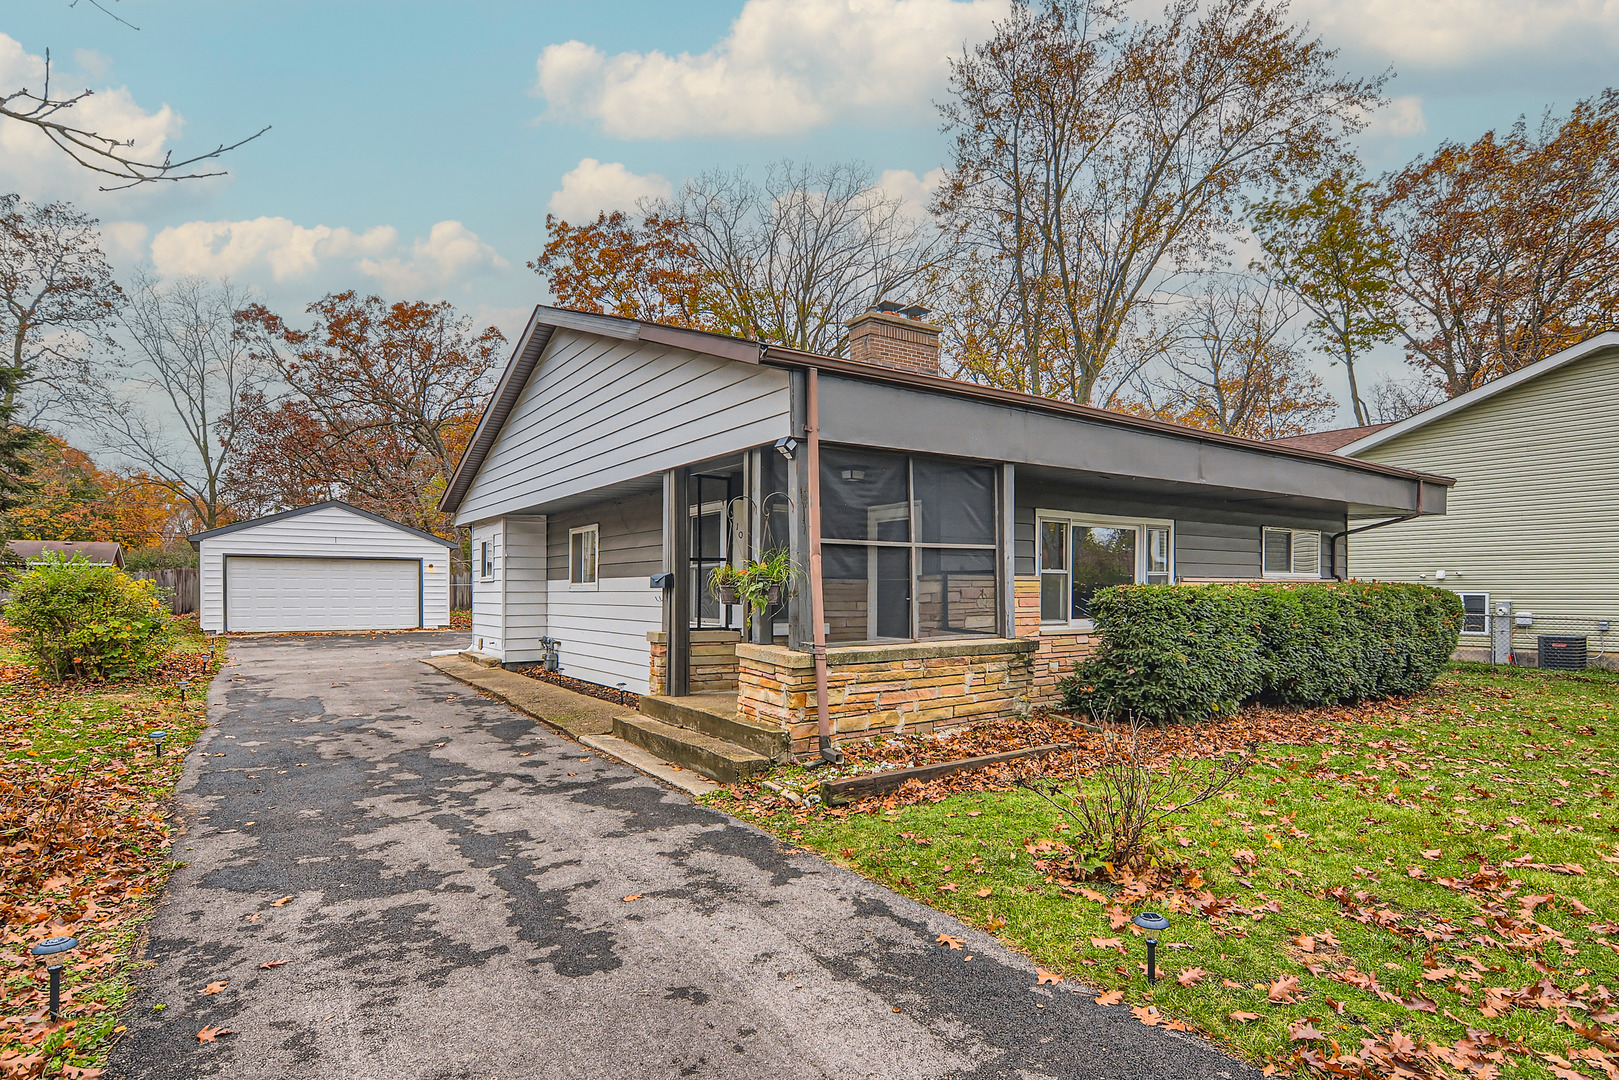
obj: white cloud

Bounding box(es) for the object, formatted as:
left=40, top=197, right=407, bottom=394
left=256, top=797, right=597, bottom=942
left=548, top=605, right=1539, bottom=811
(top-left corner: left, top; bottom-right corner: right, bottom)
left=100, top=221, right=150, bottom=264
left=147, top=217, right=507, bottom=295
left=357, top=220, right=510, bottom=294
left=534, top=0, right=1007, bottom=138
left=1362, top=95, right=1427, bottom=138
left=877, top=166, right=946, bottom=218
left=547, top=158, right=674, bottom=220
left=0, top=33, right=182, bottom=200
left=1292, top=0, right=1619, bottom=64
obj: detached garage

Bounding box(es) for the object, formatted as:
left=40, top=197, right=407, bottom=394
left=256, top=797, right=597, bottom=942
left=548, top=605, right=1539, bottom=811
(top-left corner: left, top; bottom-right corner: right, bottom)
left=191, top=502, right=453, bottom=633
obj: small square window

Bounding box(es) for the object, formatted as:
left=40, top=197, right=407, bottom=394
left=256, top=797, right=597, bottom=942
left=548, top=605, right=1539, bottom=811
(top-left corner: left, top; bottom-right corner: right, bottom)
left=1263, top=528, right=1322, bottom=578
left=569, top=526, right=599, bottom=588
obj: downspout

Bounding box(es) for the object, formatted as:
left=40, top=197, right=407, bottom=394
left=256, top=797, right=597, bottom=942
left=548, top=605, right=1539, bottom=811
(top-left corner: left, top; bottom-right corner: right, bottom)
left=805, top=367, right=843, bottom=765
left=1328, top=481, right=1425, bottom=581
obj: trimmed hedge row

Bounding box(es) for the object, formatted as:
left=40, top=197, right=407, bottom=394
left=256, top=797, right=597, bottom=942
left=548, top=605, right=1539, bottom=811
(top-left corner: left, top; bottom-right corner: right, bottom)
left=1058, top=581, right=1463, bottom=721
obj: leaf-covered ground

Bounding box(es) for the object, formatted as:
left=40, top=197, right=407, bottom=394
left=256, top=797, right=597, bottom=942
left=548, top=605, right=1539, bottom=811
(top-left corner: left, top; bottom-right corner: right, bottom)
left=0, top=621, right=225, bottom=1079
left=707, top=664, right=1619, bottom=1079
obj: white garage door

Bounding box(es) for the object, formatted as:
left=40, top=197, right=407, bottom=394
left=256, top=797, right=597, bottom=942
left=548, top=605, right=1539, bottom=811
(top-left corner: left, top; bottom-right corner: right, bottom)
left=225, top=557, right=420, bottom=632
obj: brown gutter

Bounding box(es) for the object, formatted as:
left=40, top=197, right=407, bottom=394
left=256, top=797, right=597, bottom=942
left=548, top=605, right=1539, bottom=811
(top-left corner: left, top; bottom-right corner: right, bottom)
left=804, top=368, right=842, bottom=765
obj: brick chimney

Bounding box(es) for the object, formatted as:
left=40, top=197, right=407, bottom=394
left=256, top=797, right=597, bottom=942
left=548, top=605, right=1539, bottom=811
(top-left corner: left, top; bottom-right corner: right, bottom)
left=846, top=305, right=942, bottom=377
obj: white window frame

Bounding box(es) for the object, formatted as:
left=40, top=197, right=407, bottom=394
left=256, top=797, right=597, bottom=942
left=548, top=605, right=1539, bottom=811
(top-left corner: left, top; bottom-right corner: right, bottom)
left=1262, top=527, right=1324, bottom=579
left=479, top=539, right=494, bottom=580
left=1459, top=591, right=1489, bottom=636
left=568, top=524, right=599, bottom=590
left=1035, top=511, right=1174, bottom=630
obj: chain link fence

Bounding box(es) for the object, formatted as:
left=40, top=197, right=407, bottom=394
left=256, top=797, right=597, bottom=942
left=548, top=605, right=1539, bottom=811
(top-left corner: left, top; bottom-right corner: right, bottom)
left=1457, top=604, right=1619, bottom=671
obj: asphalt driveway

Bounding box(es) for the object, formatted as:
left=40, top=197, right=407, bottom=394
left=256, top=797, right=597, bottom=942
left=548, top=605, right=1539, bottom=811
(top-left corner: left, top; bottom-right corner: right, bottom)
left=107, top=633, right=1256, bottom=1080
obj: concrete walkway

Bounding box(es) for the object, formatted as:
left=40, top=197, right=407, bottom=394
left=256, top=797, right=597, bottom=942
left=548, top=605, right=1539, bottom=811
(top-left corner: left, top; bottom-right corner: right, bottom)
left=107, top=634, right=1256, bottom=1080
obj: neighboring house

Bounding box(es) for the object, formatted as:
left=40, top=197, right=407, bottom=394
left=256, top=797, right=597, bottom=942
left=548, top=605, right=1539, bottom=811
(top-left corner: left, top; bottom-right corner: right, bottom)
left=190, top=502, right=453, bottom=633
left=1319, top=332, right=1619, bottom=666
left=441, top=305, right=1449, bottom=776
left=7, top=539, right=125, bottom=568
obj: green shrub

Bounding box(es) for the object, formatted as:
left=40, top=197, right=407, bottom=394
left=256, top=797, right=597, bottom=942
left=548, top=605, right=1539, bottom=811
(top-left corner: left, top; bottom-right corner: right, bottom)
left=1060, top=581, right=1463, bottom=721
left=4, top=552, right=177, bottom=681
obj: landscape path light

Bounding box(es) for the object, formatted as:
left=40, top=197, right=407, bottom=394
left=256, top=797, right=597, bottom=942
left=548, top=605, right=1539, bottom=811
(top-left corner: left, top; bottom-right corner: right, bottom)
left=150, top=730, right=166, bottom=757
left=1133, top=911, right=1170, bottom=984
left=178, top=679, right=191, bottom=704
left=31, top=936, right=78, bottom=1021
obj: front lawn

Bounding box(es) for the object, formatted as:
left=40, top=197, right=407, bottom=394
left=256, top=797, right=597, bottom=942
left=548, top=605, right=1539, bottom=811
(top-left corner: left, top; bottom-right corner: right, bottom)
left=0, top=619, right=224, bottom=1079
left=709, top=664, right=1619, bottom=1079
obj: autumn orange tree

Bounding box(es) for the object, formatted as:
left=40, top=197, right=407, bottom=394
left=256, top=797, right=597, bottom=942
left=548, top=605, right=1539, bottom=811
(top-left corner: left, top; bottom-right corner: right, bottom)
left=933, top=0, right=1381, bottom=405
left=232, top=292, right=502, bottom=545
left=1378, top=89, right=1619, bottom=397
left=0, top=436, right=179, bottom=547
left=530, top=211, right=713, bottom=327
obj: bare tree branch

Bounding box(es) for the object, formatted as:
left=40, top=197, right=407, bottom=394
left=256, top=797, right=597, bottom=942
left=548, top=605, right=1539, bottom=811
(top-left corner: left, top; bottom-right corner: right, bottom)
left=1, top=48, right=268, bottom=190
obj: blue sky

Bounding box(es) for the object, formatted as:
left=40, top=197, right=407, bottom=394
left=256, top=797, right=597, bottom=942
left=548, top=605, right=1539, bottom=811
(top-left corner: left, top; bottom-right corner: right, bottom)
left=4, top=0, right=1617, bottom=419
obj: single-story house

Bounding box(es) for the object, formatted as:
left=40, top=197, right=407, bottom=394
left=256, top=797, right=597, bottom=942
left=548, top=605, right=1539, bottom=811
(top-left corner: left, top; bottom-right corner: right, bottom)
left=7, top=539, right=125, bottom=568
left=440, top=304, right=1451, bottom=775
left=189, top=501, right=453, bottom=633
left=1295, top=332, right=1619, bottom=668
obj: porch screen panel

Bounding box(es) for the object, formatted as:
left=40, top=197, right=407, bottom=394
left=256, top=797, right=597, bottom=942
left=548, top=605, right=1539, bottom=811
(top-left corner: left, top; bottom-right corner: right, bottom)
left=918, top=549, right=998, bottom=638
left=913, top=459, right=996, bottom=544
left=818, top=445, right=1000, bottom=643
left=821, top=447, right=909, bottom=541
left=823, top=543, right=910, bottom=643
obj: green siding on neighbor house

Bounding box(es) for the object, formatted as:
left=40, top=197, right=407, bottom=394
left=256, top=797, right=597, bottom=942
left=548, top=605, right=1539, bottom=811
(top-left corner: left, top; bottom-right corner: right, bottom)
left=1348, top=343, right=1619, bottom=639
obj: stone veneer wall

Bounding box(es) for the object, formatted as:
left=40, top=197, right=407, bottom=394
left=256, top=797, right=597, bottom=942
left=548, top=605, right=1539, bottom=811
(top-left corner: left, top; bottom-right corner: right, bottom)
left=647, top=630, right=742, bottom=696
left=736, top=637, right=1037, bottom=755
left=1012, top=576, right=1095, bottom=704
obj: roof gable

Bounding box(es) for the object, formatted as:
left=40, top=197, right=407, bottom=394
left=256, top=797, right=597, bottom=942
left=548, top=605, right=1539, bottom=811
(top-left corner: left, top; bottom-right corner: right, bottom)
left=188, top=501, right=453, bottom=547
left=1341, top=333, right=1619, bottom=456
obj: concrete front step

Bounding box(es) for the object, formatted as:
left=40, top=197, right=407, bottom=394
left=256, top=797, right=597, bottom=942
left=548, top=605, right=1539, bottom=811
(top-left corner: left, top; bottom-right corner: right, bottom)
left=638, top=692, right=790, bottom=761
left=611, top=714, right=772, bottom=784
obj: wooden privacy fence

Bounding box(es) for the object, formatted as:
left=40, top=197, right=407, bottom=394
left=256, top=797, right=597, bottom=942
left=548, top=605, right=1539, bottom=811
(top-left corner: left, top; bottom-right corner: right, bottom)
left=451, top=572, right=472, bottom=612
left=130, top=568, right=199, bottom=615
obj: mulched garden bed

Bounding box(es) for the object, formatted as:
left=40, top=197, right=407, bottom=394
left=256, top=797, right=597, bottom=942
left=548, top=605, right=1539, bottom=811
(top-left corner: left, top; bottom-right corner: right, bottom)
left=732, top=699, right=1388, bottom=814
left=515, top=667, right=641, bottom=709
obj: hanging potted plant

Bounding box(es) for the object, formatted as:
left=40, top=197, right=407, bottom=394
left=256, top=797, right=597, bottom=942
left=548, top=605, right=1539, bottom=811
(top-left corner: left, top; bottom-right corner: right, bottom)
left=708, top=563, right=742, bottom=606
left=738, top=549, right=796, bottom=611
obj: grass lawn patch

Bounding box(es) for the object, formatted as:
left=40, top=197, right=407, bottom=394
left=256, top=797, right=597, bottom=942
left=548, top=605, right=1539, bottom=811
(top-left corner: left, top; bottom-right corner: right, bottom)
left=707, top=664, right=1619, bottom=1079
left=1, top=618, right=225, bottom=1079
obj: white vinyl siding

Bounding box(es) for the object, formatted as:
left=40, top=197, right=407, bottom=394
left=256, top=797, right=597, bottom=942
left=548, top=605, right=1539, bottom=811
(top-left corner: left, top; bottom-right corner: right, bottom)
left=544, top=578, right=661, bottom=695
left=470, top=520, right=503, bottom=655
left=455, top=329, right=791, bottom=523
left=1350, top=343, right=1619, bottom=625
left=501, top=517, right=549, bottom=664
left=197, top=505, right=450, bottom=632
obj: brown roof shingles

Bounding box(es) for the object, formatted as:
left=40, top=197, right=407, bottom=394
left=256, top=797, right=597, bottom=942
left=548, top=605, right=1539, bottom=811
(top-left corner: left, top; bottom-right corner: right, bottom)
left=1266, top=423, right=1391, bottom=455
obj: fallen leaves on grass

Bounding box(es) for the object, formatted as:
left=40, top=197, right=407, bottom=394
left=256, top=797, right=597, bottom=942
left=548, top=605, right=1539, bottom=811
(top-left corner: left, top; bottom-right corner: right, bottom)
left=1268, top=976, right=1303, bottom=1003
left=1, top=633, right=224, bottom=1078
left=1176, top=967, right=1206, bottom=987
left=1230, top=1011, right=1261, bottom=1023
